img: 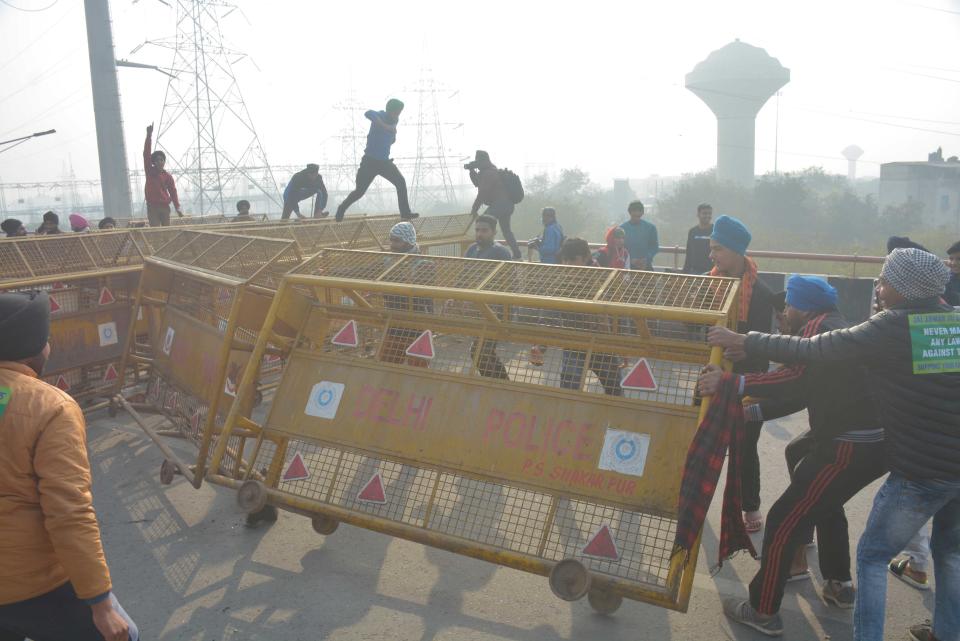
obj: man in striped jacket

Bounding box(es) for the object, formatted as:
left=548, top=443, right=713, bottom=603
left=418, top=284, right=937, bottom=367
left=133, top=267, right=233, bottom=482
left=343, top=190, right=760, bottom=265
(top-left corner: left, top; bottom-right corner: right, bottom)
left=698, top=275, right=885, bottom=637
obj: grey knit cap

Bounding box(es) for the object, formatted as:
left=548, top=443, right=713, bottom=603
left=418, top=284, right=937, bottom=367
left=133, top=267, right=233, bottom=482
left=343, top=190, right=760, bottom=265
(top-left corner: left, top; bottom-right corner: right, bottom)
left=880, top=248, right=951, bottom=301
left=389, top=221, right=417, bottom=247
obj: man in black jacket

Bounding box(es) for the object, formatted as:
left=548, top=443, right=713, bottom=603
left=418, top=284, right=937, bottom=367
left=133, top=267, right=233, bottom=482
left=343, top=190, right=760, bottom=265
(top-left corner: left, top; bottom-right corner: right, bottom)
left=700, top=275, right=885, bottom=636
left=708, top=248, right=959, bottom=641
left=709, top=215, right=777, bottom=533
left=682, top=203, right=713, bottom=274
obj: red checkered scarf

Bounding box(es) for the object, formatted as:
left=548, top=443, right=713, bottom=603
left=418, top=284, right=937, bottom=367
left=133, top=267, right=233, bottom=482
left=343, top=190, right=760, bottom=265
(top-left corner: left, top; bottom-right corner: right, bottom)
left=672, top=372, right=757, bottom=572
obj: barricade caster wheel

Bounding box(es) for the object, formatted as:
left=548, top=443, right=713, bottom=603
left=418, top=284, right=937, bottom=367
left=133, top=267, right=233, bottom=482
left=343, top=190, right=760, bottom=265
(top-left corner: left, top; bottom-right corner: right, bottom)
left=311, top=515, right=339, bottom=535
left=159, top=459, right=176, bottom=485
left=237, top=480, right=268, bottom=513
left=245, top=504, right=278, bottom=527
left=549, top=559, right=591, bottom=601
left=587, top=588, right=623, bottom=614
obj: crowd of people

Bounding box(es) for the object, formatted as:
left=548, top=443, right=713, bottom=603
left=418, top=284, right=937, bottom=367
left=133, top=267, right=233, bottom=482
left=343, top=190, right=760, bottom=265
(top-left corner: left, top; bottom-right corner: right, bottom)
left=1, top=107, right=959, bottom=641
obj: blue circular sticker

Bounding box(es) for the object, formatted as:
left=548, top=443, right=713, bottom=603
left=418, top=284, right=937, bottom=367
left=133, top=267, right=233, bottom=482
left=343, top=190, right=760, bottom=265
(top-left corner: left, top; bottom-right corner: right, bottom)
left=615, top=437, right=637, bottom=461
left=317, top=389, right=334, bottom=406
left=103, top=327, right=113, bottom=338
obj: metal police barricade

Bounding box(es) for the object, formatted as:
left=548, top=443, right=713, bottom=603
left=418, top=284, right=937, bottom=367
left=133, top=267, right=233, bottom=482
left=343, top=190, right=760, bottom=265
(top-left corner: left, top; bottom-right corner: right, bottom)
left=113, top=231, right=304, bottom=489
left=208, top=249, right=739, bottom=613
left=225, top=213, right=476, bottom=256
left=0, top=232, right=144, bottom=410
left=132, top=215, right=475, bottom=399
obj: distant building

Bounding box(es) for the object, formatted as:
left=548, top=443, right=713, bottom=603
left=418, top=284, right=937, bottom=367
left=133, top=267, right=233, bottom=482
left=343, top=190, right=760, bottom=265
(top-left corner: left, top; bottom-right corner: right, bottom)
left=879, top=149, right=960, bottom=229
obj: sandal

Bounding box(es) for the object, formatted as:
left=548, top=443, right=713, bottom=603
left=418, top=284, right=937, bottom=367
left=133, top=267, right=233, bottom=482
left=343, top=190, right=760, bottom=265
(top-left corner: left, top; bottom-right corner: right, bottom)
left=744, top=513, right=764, bottom=533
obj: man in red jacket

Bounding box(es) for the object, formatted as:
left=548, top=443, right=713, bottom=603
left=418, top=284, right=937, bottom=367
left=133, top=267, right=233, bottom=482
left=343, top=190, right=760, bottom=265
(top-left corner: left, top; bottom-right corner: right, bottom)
left=143, top=124, right=182, bottom=227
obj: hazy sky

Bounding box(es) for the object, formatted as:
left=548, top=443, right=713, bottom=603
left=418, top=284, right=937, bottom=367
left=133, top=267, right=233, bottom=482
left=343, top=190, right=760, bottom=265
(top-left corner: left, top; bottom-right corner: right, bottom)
left=1, top=0, right=959, bottom=188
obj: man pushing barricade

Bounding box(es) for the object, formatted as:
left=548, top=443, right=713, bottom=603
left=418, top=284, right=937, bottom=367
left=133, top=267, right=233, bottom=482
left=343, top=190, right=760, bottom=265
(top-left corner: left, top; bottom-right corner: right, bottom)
left=698, top=275, right=885, bottom=635
left=0, top=291, right=138, bottom=641
left=707, top=248, right=959, bottom=641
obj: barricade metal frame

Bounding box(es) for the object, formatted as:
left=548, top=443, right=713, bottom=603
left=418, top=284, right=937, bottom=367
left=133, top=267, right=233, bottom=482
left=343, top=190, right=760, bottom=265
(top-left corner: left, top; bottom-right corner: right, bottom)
left=209, top=249, right=740, bottom=613
left=114, top=231, right=305, bottom=488
left=0, top=232, right=144, bottom=409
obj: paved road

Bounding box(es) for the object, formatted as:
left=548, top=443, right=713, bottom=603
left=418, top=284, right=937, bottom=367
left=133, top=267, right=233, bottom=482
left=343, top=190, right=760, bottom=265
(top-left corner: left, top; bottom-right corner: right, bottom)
left=87, top=409, right=933, bottom=641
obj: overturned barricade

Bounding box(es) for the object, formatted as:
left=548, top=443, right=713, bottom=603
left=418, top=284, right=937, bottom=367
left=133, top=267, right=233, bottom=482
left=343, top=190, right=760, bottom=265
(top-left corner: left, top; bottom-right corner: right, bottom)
left=113, top=232, right=304, bottom=487
left=0, top=232, right=144, bottom=409
left=208, top=249, right=739, bottom=613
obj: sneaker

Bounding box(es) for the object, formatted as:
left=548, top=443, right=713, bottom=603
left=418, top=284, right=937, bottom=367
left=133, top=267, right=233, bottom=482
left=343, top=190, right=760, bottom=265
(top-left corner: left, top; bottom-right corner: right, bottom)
left=786, top=569, right=811, bottom=583
left=821, top=580, right=855, bottom=609
left=909, top=622, right=937, bottom=641
left=722, top=598, right=783, bottom=637
left=889, top=558, right=931, bottom=591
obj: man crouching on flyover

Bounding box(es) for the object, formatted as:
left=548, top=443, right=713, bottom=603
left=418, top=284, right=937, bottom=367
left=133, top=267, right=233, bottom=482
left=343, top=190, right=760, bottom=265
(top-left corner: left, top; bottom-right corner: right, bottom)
left=699, top=275, right=885, bottom=636
left=0, top=291, right=138, bottom=641
left=707, top=248, right=959, bottom=641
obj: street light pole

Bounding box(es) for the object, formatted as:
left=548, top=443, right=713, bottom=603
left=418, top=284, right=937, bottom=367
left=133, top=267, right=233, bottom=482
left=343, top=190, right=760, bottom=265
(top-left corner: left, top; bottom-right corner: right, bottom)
left=83, top=0, right=133, bottom=220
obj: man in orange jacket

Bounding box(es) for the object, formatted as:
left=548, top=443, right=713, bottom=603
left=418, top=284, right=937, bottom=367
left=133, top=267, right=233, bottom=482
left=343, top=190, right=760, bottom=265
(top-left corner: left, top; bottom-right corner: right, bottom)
left=0, top=291, right=137, bottom=641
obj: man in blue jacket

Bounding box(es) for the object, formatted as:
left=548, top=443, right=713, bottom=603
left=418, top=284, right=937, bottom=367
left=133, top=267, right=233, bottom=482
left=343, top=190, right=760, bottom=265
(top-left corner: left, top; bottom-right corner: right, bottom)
left=619, top=200, right=658, bottom=270
left=281, top=164, right=327, bottom=220
left=335, top=99, right=418, bottom=222
left=529, top=207, right=564, bottom=263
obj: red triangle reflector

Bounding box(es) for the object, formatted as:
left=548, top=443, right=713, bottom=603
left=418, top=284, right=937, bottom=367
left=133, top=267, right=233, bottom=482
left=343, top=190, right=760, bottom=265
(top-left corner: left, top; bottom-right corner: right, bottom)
left=98, top=287, right=116, bottom=306
left=49, top=295, right=61, bottom=313
left=331, top=319, right=359, bottom=347
left=55, top=375, right=70, bottom=391
left=282, top=452, right=310, bottom=482
left=103, top=364, right=118, bottom=382
left=405, top=330, right=435, bottom=360
left=621, top=358, right=658, bottom=391
left=357, top=472, right=387, bottom=504
left=582, top=524, right=620, bottom=561
left=51, top=281, right=66, bottom=290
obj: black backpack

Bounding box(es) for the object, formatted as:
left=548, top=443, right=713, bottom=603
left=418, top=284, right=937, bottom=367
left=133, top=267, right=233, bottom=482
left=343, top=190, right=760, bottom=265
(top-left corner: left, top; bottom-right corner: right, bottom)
left=499, top=168, right=524, bottom=204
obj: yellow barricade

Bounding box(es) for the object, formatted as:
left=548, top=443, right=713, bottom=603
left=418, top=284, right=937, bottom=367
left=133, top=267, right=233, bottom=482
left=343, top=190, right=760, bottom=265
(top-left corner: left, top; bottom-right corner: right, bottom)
left=114, top=231, right=305, bottom=487
left=0, top=232, right=144, bottom=408
left=210, top=249, right=740, bottom=613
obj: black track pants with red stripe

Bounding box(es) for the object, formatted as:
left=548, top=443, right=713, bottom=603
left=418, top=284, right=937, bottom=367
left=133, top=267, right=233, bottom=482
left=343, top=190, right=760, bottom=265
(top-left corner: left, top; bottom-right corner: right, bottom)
left=749, top=439, right=886, bottom=615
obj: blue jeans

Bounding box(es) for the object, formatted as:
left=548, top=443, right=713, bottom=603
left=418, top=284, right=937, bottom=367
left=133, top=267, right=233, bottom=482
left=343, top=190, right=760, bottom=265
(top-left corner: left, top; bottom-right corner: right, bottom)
left=855, top=473, right=960, bottom=641
left=0, top=582, right=139, bottom=641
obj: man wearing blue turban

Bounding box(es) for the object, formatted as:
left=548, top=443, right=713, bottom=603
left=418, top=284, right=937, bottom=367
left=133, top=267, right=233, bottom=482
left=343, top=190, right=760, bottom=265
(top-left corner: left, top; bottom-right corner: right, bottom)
left=699, top=275, right=886, bottom=635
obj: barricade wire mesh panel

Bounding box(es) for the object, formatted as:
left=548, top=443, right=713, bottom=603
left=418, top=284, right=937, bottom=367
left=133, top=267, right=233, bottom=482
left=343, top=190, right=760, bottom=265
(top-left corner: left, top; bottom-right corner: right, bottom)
left=154, top=232, right=205, bottom=262
left=413, top=213, right=474, bottom=239
left=0, top=242, right=32, bottom=280
left=188, top=236, right=252, bottom=270
left=599, top=271, right=734, bottom=311
left=131, top=229, right=185, bottom=256
left=0, top=234, right=144, bottom=283
left=256, top=436, right=677, bottom=593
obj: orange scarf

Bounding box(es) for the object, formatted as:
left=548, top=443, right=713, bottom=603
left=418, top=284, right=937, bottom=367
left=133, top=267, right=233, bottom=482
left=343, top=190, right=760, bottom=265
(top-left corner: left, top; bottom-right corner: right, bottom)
left=711, top=256, right=758, bottom=322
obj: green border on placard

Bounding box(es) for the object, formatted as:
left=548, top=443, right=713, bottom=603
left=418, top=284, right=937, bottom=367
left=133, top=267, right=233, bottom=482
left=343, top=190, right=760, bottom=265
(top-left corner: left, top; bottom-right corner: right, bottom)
left=0, top=387, right=10, bottom=420
left=908, top=313, right=960, bottom=374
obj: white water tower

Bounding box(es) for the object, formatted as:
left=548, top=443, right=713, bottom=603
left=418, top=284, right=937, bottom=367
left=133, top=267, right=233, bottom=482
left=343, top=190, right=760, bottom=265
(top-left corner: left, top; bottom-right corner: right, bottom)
left=686, top=40, right=790, bottom=187
left=842, top=145, right=864, bottom=182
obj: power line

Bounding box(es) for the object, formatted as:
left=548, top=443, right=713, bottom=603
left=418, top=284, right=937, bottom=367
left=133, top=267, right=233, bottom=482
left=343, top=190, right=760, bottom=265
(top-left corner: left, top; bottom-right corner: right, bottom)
left=0, top=86, right=85, bottom=139
left=0, top=0, right=59, bottom=12
left=902, top=1, right=960, bottom=15
left=0, top=2, right=74, bottom=73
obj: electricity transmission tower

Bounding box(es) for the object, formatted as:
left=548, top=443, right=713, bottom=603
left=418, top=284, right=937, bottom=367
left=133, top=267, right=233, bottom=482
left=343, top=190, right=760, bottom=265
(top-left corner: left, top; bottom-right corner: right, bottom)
left=408, top=70, right=459, bottom=212
left=141, top=0, right=280, bottom=216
